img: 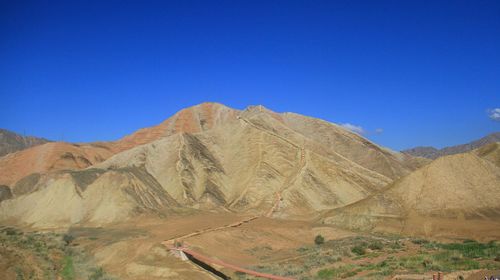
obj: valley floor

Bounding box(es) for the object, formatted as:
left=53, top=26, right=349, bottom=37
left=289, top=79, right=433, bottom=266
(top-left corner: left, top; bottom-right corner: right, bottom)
left=1, top=211, right=500, bottom=280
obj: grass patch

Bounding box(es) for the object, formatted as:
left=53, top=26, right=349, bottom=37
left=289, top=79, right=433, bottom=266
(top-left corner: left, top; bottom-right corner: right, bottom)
left=317, top=264, right=357, bottom=279
left=0, top=227, right=115, bottom=279
left=61, top=256, right=75, bottom=280
left=351, top=245, right=366, bottom=256
left=246, top=235, right=500, bottom=280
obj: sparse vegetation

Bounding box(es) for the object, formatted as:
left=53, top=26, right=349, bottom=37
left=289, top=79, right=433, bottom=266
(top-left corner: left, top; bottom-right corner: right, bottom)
left=317, top=264, right=357, bottom=279
left=63, top=234, right=75, bottom=246
left=368, top=241, right=383, bottom=250
left=351, top=245, right=366, bottom=255
left=411, top=238, right=430, bottom=245
left=243, top=234, right=500, bottom=280
left=61, top=256, right=75, bottom=280
left=88, top=267, right=105, bottom=280
left=0, top=227, right=114, bottom=279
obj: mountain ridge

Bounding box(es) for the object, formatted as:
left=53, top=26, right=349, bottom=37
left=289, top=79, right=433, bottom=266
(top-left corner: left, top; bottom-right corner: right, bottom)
left=0, top=129, right=50, bottom=158
left=402, top=132, right=500, bottom=159
left=0, top=103, right=421, bottom=228
left=2, top=103, right=498, bottom=240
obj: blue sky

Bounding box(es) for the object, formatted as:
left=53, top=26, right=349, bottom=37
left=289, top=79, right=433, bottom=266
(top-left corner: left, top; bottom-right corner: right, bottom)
left=0, top=0, right=499, bottom=150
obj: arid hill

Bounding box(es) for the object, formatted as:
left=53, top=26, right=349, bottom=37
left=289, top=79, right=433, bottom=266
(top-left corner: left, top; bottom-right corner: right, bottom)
left=0, top=129, right=50, bottom=158
left=0, top=142, right=114, bottom=187
left=2, top=103, right=497, bottom=241
left=0, top=103, right=422, bottom=228
left=0, top=103, right=238, bottom=188
left=402, top=132, right=500, bottom=159
left=474, top=141, right=500, bottom=167
left=323, top=145, right=500, bottom=240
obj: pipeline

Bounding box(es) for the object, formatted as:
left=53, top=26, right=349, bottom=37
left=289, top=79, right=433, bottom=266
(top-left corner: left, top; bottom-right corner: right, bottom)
left=168, top=246, right=295, bottom=280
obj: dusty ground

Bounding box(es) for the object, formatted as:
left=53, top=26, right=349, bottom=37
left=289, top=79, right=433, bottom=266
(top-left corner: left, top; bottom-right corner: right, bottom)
left=2, top=211, right=500, bottom=280
left=2, top=211, right=353, bottom=279
left=73, top=212, right=339, bottom=279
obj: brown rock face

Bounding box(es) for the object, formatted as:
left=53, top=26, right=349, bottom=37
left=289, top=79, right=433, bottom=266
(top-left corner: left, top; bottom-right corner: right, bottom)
left=0, top=142, right=113, bottom=186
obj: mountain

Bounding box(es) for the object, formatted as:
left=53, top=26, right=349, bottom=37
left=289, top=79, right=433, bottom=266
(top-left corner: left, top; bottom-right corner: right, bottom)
left=474, top=142, right=500, bottom=167
left=401, top=146, right=440, bottom=159
left=0, top=129, right=50, bottom=158
left=1, top=102, right=498, bottom=241
left=0, top=142, right=114, bottom=187
left=0, top=103, right=423, bottom=228
left=402, top=132, right=500, bottom=159
left=0, top=103, right=238, bottom=187
left=323, top=144, right=500, bottom=239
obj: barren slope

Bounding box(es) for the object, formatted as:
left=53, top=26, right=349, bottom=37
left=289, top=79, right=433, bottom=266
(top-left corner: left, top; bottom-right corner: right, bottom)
left=0, top=166, right=179, bottom=228
left=0, top=103, right=238, bottom=188
left=0, top=142, right=113, bottom=186
left=110, top=102, right=239, bottom=153
left=474, top=142, right=500, bottom=167
left=0, top=104, right=419, bottom=228
left=323, top=151, right=500, bottom=239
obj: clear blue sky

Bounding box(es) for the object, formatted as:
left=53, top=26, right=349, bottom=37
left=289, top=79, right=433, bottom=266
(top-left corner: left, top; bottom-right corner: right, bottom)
left=1, top=0, right=499, bottom=150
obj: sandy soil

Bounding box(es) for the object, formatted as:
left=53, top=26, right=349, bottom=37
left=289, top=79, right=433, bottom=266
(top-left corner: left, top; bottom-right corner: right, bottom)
left=36, top=212, right=353, bottom=279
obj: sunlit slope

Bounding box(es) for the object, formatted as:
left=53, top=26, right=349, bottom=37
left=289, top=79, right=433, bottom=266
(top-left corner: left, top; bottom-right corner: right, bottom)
left=323, top=151, right=500, bottom=239
left=0, top=104, right=419, bottom=228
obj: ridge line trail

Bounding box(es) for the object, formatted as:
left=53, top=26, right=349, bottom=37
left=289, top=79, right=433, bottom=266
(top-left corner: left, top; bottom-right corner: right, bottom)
left=228, top=130, right=264, bottom=208
left=238, top=115, right=307, bottom=217
left=239, top=114, right=393, bottom=183
left=266, top=146, right=306, bottom=217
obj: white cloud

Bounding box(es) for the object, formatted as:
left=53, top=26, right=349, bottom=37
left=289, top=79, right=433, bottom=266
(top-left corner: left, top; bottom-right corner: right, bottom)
left=488, top=108, right=500, bottom=121
left=341, top=123, right=365, bottom=135
left=375, top=128, right=384, bottom=134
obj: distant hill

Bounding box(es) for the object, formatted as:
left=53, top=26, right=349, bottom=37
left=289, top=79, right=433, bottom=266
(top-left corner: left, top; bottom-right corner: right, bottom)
left=0, top=129, right=50, bottom=158
left=323, top=144, right=500, bottom=239
left=402, top=132, right=500, bottom=159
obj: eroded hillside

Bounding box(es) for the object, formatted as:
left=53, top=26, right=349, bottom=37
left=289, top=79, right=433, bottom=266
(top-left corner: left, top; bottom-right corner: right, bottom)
left=323, top=145, right=500, bottom=240
left=0, top=103, right=420, bottom=228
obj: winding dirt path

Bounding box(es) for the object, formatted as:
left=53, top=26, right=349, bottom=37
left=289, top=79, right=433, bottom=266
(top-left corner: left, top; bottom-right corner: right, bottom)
left=162, top=215, right=259, bottom=244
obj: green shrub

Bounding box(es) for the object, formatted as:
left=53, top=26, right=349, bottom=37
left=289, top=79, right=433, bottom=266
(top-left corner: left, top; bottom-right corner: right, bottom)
left=88, top=267, right=104, bottom=280
left=63, top=234, right=75, bottom=246
left=5, top=227, right=18, bottom=236
left=368, top=242, right=383, bottom=250
left=351, top=245, right=366, bottom=255
left=411, top=238, right=430, bottom=245
left=378, top=260, right=388, bottom=267
left=314, top=235, right=325, bottom=246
